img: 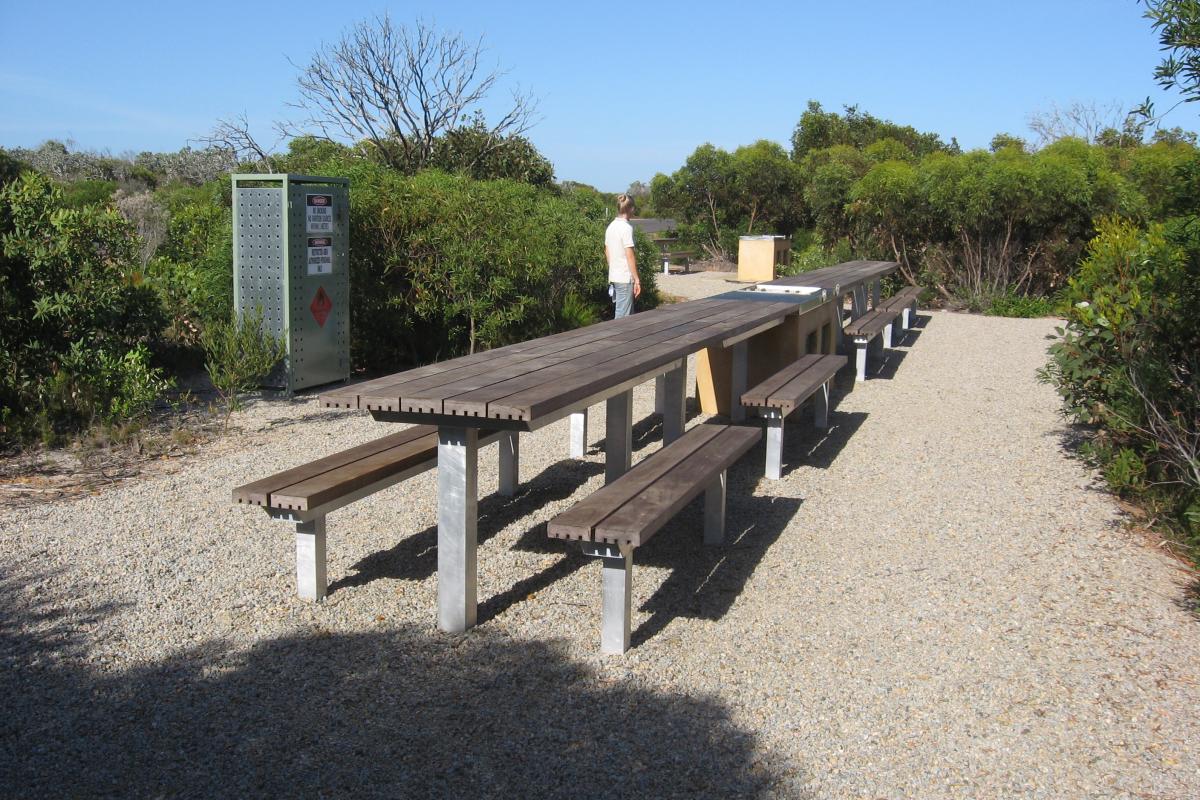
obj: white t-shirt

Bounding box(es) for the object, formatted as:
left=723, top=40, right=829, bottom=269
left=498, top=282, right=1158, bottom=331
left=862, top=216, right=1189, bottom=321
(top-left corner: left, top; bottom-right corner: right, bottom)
left=604, top=217, right=635, bottom=283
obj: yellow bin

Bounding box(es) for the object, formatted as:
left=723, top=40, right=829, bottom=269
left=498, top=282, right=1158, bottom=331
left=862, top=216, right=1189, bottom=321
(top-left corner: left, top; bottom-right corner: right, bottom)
left=736, top=235, right=791, bottom=282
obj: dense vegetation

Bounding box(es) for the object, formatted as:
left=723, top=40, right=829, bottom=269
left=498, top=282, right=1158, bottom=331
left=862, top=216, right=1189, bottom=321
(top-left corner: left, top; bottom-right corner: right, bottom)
left=0, top=135, right=658, bottom=445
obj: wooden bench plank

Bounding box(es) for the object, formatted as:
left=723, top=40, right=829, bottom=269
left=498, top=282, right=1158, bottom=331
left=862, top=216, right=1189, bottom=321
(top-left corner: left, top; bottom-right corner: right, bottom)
left=740, top=354, right=824, bottom=407
left=845, top=307, right=899, bottom=339
left=548, top=424, right=726, bottom=541
left=594, top=425, right=761, bottom=547
left=231, top=425, right=436, bottom=507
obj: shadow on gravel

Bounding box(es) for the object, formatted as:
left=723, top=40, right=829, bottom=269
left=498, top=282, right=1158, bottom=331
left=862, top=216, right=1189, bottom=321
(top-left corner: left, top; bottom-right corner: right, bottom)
left=628, top=457, right=805, bottom=648
left=327, top=458, right=604, bottom=596
left=593, top=399, right=703, bottom=456
left=0, top=577, right=797, bottom=799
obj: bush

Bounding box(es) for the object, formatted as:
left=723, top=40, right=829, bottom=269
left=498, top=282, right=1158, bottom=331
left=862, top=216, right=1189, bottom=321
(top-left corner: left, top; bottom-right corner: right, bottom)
left=0, top=173, right=167, bottom=442
left=1041, top=217, right=1200, bottom=556
left=324, top=161, right=658, bottom=370
left=200, top=306, right=287, bottom=424
left=983, top=291, right=1057, bottom=318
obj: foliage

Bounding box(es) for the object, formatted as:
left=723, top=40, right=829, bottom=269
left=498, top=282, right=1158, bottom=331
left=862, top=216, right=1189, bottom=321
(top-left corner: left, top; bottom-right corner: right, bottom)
left=650, top=141, right=802, bottom=259
left=200, top=306, right=287, bottom=423
left=60, top=179, right=117, bottom=209
left=982, top=290, right=1056, bottom=318
left=315, top=160, right=656, bottom=369
left=790, top=101, right=955, bottom=161
left=848, top=141, right=1138, bottom=296
left=1041, top=217, right=1200, bottom=555
left=1143, top=0, right=1200, bottom=105
left=0, top=173, right=167, bottom=442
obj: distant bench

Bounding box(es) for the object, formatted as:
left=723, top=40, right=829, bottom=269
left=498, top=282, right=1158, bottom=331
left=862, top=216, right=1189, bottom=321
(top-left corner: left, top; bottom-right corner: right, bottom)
left=232, top=425, right=512, bottom=601
left=845, top=285, right=923, bottom=381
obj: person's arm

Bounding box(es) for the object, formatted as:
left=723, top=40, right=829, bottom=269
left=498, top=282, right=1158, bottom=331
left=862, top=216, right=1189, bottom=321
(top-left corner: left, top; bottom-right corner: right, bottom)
left=625, top=247, right=641, bottom=297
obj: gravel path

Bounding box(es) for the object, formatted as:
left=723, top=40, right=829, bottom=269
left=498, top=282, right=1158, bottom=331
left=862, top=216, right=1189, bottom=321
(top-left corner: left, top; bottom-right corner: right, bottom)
left=4, top=279, right=1199, bottom=798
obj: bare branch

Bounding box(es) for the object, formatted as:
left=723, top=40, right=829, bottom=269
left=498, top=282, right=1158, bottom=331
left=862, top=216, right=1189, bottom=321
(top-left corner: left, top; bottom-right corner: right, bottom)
left=195, top=113, right=281, bottom=173
left=282, top=14, right=538, bottom=172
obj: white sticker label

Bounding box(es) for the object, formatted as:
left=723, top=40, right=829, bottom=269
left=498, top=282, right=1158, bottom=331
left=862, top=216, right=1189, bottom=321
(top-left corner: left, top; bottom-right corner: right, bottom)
left=307, top=236, right=333, bottom=275
left=306, top=194, right=334, bottom=233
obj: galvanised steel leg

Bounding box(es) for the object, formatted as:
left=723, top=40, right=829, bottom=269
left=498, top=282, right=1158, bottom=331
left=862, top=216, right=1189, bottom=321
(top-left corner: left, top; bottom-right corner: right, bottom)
left=582, top=541, right=634, bottom=654
left=569, top=410, right=588, bottom=458
left=662, top=362, right=686, bottom=444
left=654, top=374, right=666, bottom=415
left=884, top=320, right=894, bottom=348
left=765, top=409, right=784, bottom=480
left=498, top=431, right=519, bottom=497
left=855, top=338, right=869, bottom=382
left=814, top=380, right=830, bottom=429
left=438, top=426, right=478, bottom=633
left=871, top=279, right=881, bottom=308
left=851, top=287, right=867, bottom=320
left=605, top=390, right=633, bottom=484
left=704, top=471, right=727, bottom=544
left=730, top=340, right=749, bottom=423
left=295, top=517, right=327, bottom=602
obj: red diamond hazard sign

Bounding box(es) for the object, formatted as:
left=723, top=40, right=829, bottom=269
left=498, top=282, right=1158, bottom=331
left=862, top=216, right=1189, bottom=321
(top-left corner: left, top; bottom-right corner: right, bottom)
left=310, top=286, right=332, bottom=327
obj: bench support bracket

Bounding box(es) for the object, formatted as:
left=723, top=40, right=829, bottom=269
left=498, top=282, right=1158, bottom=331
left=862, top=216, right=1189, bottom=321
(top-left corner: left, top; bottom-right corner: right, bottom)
left=581, top=541, right=634, bottom=654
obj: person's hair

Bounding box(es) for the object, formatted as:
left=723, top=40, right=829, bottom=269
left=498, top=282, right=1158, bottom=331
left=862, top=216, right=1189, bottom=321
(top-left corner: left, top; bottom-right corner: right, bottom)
left=616, top=193, right=636, bottom=216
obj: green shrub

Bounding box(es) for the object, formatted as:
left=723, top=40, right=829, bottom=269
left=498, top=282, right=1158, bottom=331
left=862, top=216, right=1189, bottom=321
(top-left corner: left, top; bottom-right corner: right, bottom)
left=984, top=291, right=1057, bottom=318
left=1041, top=217, right=1200, bottom=556
left=0, top=173, right=167, bottom=442
left=325, top=161, right=658, bottom=370
left=200, top=306, right=287, bottom=424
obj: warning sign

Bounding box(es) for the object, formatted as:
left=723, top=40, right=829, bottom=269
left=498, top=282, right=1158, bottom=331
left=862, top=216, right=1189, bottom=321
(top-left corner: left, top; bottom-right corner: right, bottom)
left=310, top=286, right=332, bottom=327
left=306, top=194, right=334, bottom=233
left=307, top=236, right=332, bottom=275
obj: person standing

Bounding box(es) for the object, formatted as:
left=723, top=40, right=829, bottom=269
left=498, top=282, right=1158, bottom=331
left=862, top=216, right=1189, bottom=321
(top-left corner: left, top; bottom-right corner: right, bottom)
left=604, top=194, right=641, bottom=318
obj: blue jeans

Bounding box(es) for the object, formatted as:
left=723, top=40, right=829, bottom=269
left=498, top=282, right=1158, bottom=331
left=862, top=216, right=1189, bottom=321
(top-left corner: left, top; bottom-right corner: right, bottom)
left=612, top=281, right=635, bottom=318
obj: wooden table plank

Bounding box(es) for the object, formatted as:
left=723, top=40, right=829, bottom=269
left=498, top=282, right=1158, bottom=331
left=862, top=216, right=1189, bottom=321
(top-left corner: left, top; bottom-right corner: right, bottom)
left=342, top=300, right=721, bottom=411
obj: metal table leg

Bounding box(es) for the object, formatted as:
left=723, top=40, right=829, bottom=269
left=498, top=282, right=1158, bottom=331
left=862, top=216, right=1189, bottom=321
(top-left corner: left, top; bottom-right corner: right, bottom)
left=605, top=389, right=633, bottom=483
left=730, top=340, right=748, bottom=423
left=569, top=410, right=588, bottom=458
left=662, top=361, right=686, bottom=443
left=438, top=425, right=478, bottom=633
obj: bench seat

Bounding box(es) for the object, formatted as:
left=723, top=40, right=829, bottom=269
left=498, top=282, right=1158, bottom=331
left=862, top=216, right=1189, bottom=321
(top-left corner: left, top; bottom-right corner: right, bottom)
left=233, top=425, right=509, bottom=601
left=548, top=423, right=761, bottom=652
left=878, top=285, right=922, bottom=341
left=844, top=306, right=904, bottom=382
left=741, top=354, right=847, bottom=479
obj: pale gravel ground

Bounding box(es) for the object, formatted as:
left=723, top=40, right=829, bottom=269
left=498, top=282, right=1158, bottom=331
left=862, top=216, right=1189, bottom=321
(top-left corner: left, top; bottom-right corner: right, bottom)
left=3, top=271, right=1199, bottom=798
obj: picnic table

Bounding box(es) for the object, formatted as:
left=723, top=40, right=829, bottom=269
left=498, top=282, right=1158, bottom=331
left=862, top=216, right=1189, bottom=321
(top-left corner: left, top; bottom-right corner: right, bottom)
left=319, top=294, right=823, bottom=633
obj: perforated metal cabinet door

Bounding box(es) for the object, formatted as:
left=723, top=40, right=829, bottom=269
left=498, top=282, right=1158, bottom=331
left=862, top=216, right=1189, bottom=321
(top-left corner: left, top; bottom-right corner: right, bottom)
left=233, top=187, right=288, bottom=387
left=286, top=182, right=350, bottom=391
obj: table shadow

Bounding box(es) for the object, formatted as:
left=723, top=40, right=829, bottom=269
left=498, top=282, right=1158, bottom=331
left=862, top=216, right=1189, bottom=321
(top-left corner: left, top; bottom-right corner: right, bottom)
left=327, top=459, right=603, bottom=595
left=2, top=572, right=798, bottom=798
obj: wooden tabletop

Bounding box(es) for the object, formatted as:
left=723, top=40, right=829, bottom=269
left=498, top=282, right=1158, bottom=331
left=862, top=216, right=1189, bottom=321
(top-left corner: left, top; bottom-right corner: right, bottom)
left=321, top=295, right=803, bottom=428
left=768, top=260, right=899, bottom=291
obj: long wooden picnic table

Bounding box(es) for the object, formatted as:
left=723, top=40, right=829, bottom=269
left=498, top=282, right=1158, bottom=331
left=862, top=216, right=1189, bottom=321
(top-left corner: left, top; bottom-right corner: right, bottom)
left=319, top=261, right=900, bottom=634
left=320, top=294, right=814, bottom=633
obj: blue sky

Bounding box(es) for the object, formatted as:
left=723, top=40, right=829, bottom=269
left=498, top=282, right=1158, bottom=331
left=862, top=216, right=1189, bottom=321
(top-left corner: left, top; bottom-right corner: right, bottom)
left=0, top=0, right=1191, bottom=191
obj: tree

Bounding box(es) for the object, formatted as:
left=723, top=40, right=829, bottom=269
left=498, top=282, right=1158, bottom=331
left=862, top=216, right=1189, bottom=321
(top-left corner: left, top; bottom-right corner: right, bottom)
left=1144, top=0, right=1200, bottom=104
left=288, top=15, right=538, bottom=173
left=729, top=140, right=802, bottom=234
left=790, top=101, right=951, bottom=162
left=1027, top=100, right=1143, bottom=147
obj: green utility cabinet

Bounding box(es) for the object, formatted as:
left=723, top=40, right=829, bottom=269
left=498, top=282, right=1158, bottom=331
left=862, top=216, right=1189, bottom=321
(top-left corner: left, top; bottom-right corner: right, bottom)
left=232, top=174, right=350, bottom=392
